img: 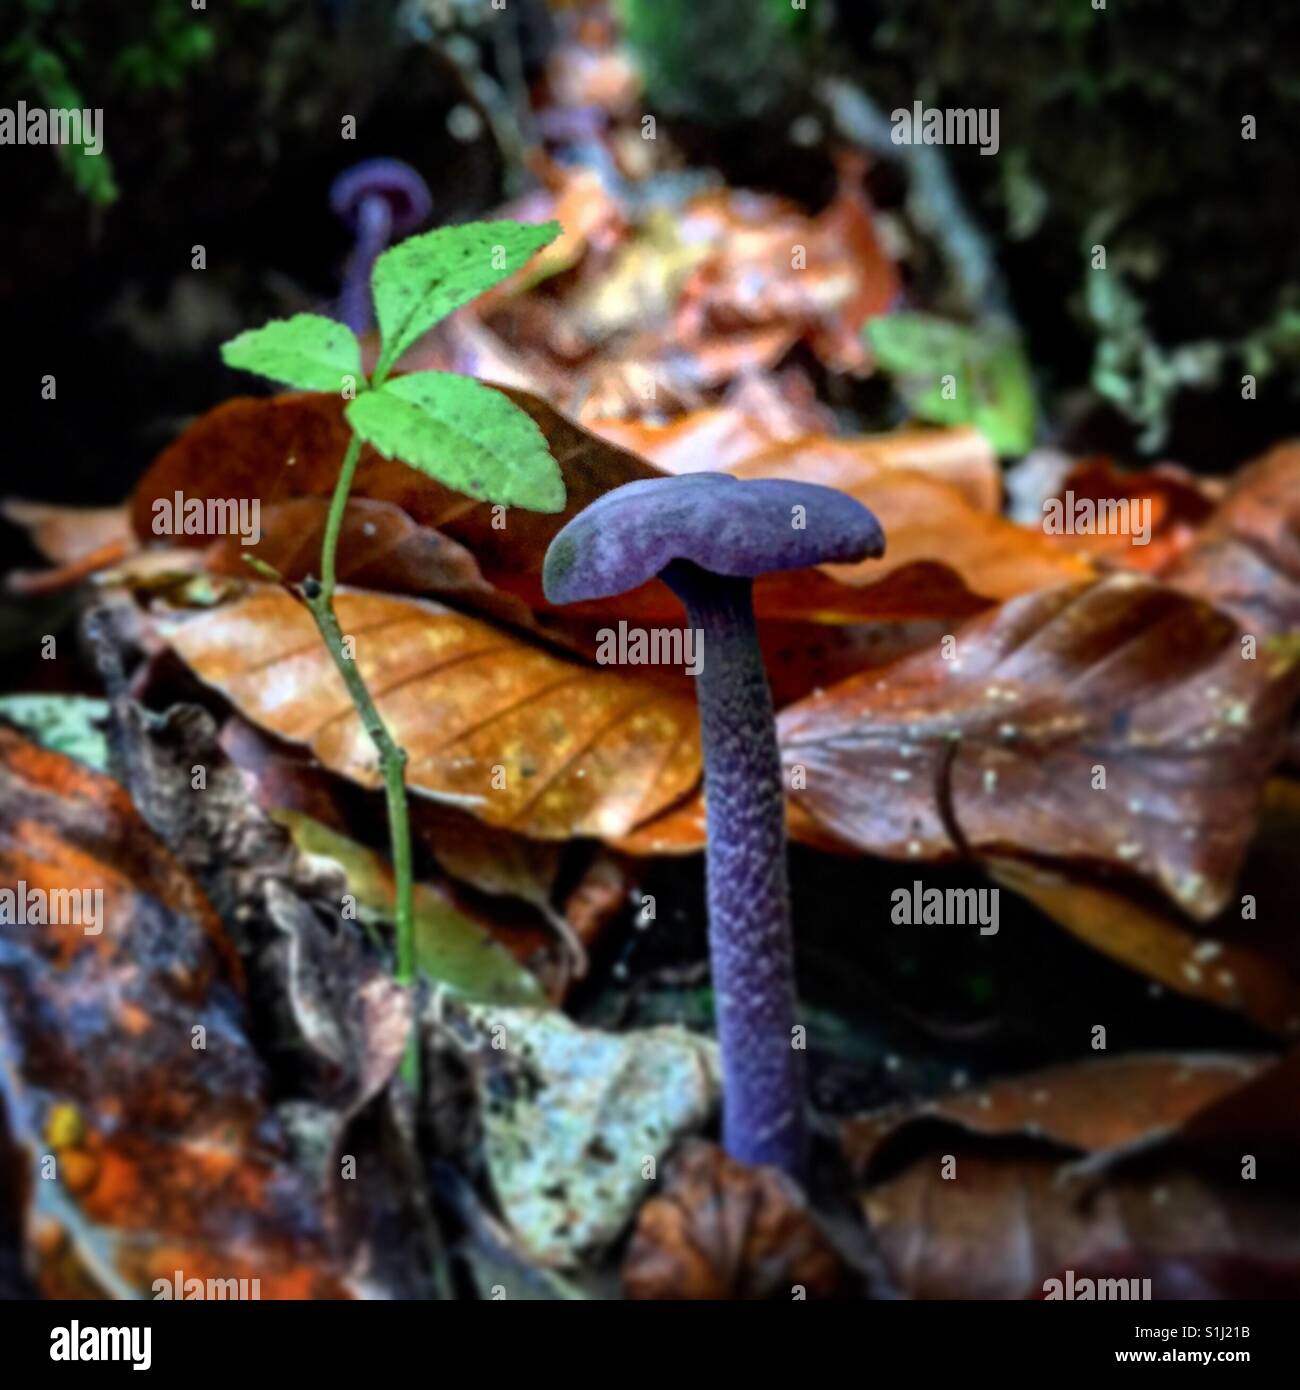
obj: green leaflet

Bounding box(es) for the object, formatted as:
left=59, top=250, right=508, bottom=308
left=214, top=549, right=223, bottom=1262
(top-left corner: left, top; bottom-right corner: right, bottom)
left=371, top=219, right=559, bottom=372
left=274, top=812, right=546, bottom=1008
left=867, top=312, right=1036, bottom=456
left=220, top=313, right=363, bottom=393
left=346, top=372, right=566, bottom=513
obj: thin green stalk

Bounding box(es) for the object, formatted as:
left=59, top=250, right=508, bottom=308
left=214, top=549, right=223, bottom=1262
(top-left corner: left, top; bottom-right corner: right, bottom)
left=308, top=427, right=420, bottom=1086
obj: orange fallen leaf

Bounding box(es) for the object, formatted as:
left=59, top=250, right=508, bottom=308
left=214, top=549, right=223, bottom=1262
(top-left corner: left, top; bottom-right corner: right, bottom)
left=588, top=415, right=1000, bottom=513
left=0, top=726, right=353, bottom=1297
left=732, top=439, right=1088, bottom=601
left=165, top=586, right=701, bottom=841
left=1024, top=456, right=1217, bottom=573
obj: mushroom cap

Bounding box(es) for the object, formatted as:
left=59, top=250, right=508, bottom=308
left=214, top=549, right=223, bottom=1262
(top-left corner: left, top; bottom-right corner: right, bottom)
left=543, top=472, right=885, bottom=604
left=329, top=158, right=433, bottom=236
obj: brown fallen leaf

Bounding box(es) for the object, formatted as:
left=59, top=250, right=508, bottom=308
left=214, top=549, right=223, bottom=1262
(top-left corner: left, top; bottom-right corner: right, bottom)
left=842, top=1053, right=1268, bottom=1177
left=0, top=726, right=354, bottom=1297
left=858, top=1146, right=1300, bottom=1300
left=2, top=499, right=134, bottom=566
left=674, top=154, right=899, bottom=377
left=129, top=387, right=659, bottom=614
left=203, top=496, right=535, bottom=629
left=732, top=439, right=1089, bottom=601
left=590, top=415, right=1002, bottom=514
left=2, top=500, right=138, bottom=594
left=164, top=586, right=701, bottom=841
left=779, top=574, right=1300, bottom=918
left=1165, top=439, right=1300, bottom=637
left=1037, top=457, right=1216, bottom=573
left=987, top=776, right=1300, bottom=1037
left=622, top=1140, right=846, bottom=1300
left=128, top=388, right=1068, bottom=637
left=842, top=1052, right=1300, bottom=1299
left=990, top=861, right=1300, bottom=1039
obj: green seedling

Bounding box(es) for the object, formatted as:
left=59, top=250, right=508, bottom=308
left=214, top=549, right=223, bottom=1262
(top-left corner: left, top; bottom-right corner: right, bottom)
left=220, top=217, right=565, bottom=1083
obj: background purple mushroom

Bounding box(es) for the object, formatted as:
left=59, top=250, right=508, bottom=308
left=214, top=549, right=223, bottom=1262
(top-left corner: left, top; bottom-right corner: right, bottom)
left=543, top=473, right=885, bottom=1175
left=329, top=157, right=433, bottom=333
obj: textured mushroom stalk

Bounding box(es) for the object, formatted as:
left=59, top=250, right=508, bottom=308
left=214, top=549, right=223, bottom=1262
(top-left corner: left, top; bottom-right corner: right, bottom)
left=663, top=560, right=806, bottom=1173
left=542, top=472, right=884, bottom=1182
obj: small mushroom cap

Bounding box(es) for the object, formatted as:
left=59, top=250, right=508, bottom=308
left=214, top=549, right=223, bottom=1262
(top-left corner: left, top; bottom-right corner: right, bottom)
left=543, top=472, right=885, bottom=604
left=329, top=158, right=433, bottom=236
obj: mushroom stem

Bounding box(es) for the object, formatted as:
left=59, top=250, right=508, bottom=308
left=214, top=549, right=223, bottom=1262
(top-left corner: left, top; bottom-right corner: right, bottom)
left=338, top=195, right=393, bottom=334
left=662, top=559, right=807, bottom=1175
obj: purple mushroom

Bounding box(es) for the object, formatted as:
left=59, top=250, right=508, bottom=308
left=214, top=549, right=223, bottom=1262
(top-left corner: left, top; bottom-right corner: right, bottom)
left=543, top=473, right=885, bottom=1175
left=329, top=158, right=433, bottom=334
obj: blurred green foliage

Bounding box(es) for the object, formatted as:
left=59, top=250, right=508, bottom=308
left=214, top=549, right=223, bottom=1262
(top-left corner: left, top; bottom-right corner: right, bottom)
left=849, top=0, right=1300, bottom=447
left=614, top=0, right=813, bottom=122
left=2, top=0, right=275, bottom=206
left=867, top=313, right=1036, bottom=456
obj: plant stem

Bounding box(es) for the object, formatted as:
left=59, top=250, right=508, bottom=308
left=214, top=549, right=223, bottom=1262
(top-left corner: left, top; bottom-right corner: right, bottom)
left=309, top=429, right=420, bottom=1086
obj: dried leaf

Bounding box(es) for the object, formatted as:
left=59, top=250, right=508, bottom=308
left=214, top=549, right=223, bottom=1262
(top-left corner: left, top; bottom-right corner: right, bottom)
left=843, top=1052, right=1300, bottom=1300
left=779, top=575, right=1300, bottom=917
left=0, top=727, right=352, bottom=1297
left=129, top=388, right=659, bottom=612
left=203, top=497, right=533, bottom=628
left=164, top=586, right=700, bottom=841
left=842, top=1053, right=1268, bottom=1176
left=1039, top=457, right=1216, bottom=572
left=622, top=1140, right=845, bottom=1300
left=1165, top=440, right=1300, bottom=637
left=731, top=439, right=1088, bottom=602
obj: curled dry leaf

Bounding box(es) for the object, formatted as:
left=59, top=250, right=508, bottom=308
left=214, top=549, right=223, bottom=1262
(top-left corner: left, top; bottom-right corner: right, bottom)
left=2, top=499, right=134, bottom=567
left=0, top=727, right=352, bottom=1297
left=2, top=500, right=137, bottom=594
left=779, top=574, right=1300, bottom=918
left=622, top=1140, right=846, bottom=1300
left=164, top=586, right=700, bottom=841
